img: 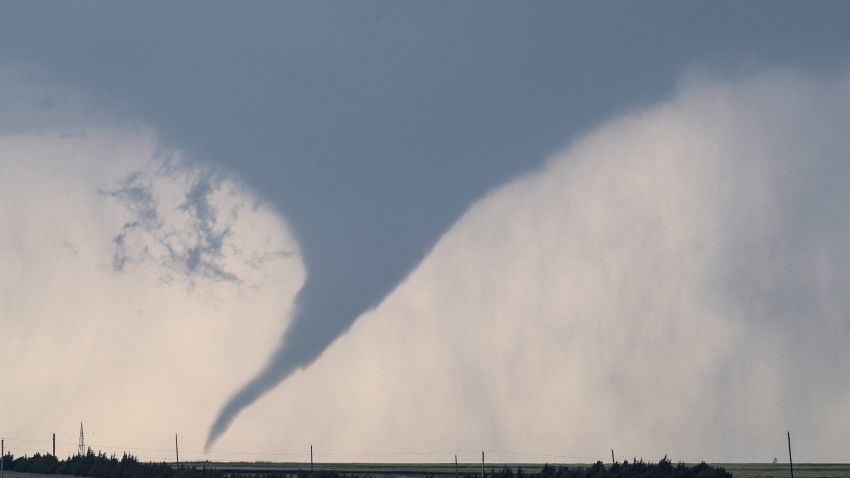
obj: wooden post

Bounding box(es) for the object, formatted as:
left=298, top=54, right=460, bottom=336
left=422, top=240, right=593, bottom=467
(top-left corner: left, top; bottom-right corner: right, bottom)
left=175, top=434, right=179, bottom=466
left=787, top=431, right=794, bottom=478
left=481, top=451, right=485, bottom=478
left=611, top=449, right=614, bottom=465
left=310, top=445, right=313, bottom=472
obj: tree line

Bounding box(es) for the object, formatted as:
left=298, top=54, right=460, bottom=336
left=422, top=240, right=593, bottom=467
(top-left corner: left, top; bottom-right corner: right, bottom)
left=1, top=450, right=730, bottom=478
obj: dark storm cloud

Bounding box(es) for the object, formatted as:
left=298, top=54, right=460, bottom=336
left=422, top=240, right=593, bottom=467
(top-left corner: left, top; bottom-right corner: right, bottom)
left=2, top=1, right=849, bottom=447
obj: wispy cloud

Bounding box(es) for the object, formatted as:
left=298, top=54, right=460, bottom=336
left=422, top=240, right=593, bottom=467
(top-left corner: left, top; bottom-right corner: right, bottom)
left=105, top=160, right=294, bottom=288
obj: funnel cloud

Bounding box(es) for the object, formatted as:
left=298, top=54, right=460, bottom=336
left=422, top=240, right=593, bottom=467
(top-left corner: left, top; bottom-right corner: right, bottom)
left=1, top=1, right=849, bottom=452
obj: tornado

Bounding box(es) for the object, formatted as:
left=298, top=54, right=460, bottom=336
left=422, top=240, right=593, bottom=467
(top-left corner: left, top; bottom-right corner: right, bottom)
left=204, top=235, right=431, bottom=449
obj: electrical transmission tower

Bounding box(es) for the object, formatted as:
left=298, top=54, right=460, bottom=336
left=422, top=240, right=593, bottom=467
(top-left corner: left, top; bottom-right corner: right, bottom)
left=78, top=423, right=85, bottom=456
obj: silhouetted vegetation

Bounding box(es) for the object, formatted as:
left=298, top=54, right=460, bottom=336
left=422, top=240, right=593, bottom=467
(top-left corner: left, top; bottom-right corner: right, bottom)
left=2, top=450, right=217, bottom=478
left=1, top=451, right=729, bottom=478
left=531, top=457, right=730, bottom=478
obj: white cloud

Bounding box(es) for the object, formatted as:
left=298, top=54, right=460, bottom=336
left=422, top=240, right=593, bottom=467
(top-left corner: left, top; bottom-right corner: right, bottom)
left=223, top=70, right=850, bottom=463
left=2, top=68, right=848, bottom=464
left=0, top=75, right=305, bottom=460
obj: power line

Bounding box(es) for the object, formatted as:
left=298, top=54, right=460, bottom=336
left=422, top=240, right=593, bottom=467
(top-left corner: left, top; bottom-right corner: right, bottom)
left=2, top=431, right=848, bottom=464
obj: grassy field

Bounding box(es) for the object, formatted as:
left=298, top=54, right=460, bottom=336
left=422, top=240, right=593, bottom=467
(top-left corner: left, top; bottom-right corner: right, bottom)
left=719, top=463, right=850, bottom=478
left=178, top=462, right=850, bottom=478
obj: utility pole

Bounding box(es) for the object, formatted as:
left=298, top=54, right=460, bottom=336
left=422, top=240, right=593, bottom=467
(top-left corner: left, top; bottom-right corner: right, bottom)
left=481, top=451, right=485, bottom=478
left=53, top=433, right=55, bottom=457
left=787, top=431, right=794, bottom=478
left=611, top=449, right=615, bottom=465
left=2, top=437, right=5, bottom=478
left=455, top=454, right=458, bottom=478
left=175, top=434, right=179, bottom=466
left=310, top=445, right=313, bottom=472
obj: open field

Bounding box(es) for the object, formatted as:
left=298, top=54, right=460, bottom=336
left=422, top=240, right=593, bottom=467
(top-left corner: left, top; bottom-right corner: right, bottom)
left=178, top=462, right=850, bottom=478
left=719, top=464, right=850, bottom=478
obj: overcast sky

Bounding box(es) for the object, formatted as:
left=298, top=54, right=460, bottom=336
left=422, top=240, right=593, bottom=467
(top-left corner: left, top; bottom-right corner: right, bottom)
left=1, top=1, right=849, bottom=464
